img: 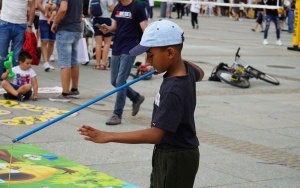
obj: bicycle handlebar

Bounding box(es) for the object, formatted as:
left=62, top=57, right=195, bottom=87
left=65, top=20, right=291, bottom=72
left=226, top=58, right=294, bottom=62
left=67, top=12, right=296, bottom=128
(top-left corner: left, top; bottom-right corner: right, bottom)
left=235, top=47, right=241, bottom=60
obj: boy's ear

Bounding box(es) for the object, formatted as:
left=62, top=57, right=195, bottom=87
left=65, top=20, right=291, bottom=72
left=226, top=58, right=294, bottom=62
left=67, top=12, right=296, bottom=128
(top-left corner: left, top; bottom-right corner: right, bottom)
left=166, top=47, right=175, bottom=59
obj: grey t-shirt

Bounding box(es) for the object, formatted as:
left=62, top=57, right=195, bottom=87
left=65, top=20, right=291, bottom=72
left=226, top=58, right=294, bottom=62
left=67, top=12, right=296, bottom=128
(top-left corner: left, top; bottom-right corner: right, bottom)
left=56, top=0, right=82, bottom=32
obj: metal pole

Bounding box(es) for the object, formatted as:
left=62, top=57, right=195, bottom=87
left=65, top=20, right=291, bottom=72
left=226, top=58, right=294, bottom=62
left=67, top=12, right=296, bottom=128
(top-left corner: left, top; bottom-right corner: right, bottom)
left=12, top=70, right=156, bottom=143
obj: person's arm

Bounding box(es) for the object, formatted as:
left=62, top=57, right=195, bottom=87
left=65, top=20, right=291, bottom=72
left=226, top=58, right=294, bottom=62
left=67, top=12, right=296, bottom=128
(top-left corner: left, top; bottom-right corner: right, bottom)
left=27, top=0, right=36, bottom=32
left=186, top=61, right=204, bottom=81
left=37, top=0, right=45, bottom=14
left=78, top=125, right=166, bottom=144
left=51, top=0, right=68, bottom=33
left=100, top=19, right=117, bottom=34
left=1, top=70, right=9, bottom=80
left=139, top=20, right=148, bottom=32
left=31, top=76, right=38, bottom=100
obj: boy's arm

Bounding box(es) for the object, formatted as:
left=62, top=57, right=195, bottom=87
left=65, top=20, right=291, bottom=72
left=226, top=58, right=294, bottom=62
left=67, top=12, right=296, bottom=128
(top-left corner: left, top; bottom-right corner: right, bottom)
left=31, top=76, right=38, bottom=100
left=78, top=126, right=166, bottom=144
left=186, top=61, right=205, bottom=81
left=1, top=70, right=9, bottom=80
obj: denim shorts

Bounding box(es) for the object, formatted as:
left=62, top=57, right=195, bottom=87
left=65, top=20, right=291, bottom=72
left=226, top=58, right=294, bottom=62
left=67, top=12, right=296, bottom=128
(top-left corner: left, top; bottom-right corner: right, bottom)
left=93, top=17, right=113, bottom=37
left=56, top=30, right=81, bottom=68
left=39, top=20, right=56, bottom=41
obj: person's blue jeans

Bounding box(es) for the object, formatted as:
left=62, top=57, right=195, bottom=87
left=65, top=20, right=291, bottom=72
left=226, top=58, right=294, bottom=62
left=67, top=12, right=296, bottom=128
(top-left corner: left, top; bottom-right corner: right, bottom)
left=110, top=54, right=140, bottom=117
left=288, top=10, right=294, bottom=33
left=0, top=20, right=27, bottom=79
left=264, top=15, right=280, bottom=40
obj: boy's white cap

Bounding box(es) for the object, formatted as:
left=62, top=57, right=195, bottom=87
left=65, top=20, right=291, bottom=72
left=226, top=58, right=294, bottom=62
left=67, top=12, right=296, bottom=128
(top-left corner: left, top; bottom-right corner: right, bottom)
left=129, top=19, right=184, bottom=56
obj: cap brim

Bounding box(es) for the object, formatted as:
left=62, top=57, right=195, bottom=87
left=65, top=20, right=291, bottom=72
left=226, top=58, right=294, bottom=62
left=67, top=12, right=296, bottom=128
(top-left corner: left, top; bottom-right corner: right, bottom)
left=129, top=44, right=149, bottom=56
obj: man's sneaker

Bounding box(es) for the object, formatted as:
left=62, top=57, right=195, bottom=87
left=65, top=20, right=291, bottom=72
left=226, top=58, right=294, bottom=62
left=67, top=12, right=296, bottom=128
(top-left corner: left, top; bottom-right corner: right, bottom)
left=17, top=93, right=25, bottom=102
left=276, top=39, right=282, bottom=46
left=263, top=39, right=268, bottom=45
left=49, top=94, right=71, bottom=102
left=69, top=90, right=80, bottom=98
left=132, top=95, right=145, bottom=116
left=251, top=28, right=255, bottom=32
left=106, top=114, right=121, bottom=125
left=43, top=62, right=51, bottom=72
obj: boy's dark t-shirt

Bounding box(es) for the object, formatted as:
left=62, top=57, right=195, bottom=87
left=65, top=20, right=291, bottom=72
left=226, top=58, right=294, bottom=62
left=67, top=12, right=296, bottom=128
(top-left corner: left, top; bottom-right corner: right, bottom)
left=151, top=61, right=200, bottom=149
left=111, top=1, right=147, bottom=55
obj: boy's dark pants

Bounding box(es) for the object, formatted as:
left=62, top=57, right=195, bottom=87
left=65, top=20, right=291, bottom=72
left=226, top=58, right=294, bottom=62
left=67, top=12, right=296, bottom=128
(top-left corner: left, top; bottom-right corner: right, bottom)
left=150, top=144, right=199, bottom=188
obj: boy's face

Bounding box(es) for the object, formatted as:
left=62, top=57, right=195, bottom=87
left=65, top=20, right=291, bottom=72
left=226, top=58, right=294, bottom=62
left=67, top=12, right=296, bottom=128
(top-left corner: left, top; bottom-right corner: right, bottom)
left=146, top=47, right=172, bottom=74
left=19, top=59, right=32, bottom=70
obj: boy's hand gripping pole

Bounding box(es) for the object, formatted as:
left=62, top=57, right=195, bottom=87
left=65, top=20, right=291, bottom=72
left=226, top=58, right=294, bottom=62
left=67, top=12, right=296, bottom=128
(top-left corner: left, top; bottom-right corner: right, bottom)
left=4, top=51, right=15, bottom=79
left=12, top=70, right=156, bottom=143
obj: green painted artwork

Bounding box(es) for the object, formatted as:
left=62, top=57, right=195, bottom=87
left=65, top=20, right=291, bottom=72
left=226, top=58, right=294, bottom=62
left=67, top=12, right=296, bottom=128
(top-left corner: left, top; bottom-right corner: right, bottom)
left=0, top=144, right=138, bottom=188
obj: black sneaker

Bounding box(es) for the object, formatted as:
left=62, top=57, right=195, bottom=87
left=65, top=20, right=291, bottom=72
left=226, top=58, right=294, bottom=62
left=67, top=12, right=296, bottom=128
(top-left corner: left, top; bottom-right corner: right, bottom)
left=132, top=95, right=145, bottom=116
left=17, top=93, right=25, bottom=102
left=3, top=93, right=11, bottom=99
left=69, top=90, right=80, bottom=98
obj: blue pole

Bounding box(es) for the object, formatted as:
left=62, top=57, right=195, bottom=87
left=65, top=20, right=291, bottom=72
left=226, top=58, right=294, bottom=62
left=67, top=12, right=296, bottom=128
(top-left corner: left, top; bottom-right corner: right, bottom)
left=12, top=70, right=156, bottom=143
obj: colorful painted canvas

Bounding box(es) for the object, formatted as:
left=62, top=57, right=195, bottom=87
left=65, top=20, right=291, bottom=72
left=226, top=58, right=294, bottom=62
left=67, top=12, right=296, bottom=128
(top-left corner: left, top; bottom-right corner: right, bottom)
left=0, top=144, right=138, bottom=188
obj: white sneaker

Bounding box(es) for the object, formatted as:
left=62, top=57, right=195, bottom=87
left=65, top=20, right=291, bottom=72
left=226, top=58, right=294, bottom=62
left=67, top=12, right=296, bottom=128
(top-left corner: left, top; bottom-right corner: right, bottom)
left=49, top=64, right=55, bottom=70
left=276, top=39, right=282, bottom=46
left=263, top=39, right=268, bottom=45
left=50, top=55, right=55, bottom=62
left=43, top=62, right=51, bottom=72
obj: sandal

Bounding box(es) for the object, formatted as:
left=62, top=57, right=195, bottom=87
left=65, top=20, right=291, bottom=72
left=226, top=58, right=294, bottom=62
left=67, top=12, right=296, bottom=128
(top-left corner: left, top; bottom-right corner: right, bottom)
left=94, top=64, right=101, bottom=69
left=94, top=64, right=109, bottom=70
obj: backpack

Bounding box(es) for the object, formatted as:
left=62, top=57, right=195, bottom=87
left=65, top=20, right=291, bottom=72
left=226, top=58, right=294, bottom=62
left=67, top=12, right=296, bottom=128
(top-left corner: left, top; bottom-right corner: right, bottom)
left=208, top=62, right=229, bottom=82
left=90, top=0, right=103, bottom=17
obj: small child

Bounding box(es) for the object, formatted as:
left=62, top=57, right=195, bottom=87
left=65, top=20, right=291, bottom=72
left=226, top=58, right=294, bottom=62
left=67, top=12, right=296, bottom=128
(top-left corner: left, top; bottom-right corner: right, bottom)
left=44, top=0, right=56, bottom=24
left=78, top=20, right=204, bottom=187
left=1, top=51, right=38, bottom=101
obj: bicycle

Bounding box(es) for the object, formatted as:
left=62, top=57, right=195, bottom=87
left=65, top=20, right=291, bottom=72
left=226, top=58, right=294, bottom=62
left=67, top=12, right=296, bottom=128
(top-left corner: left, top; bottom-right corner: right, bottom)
left=216, top=47, right=280, bottom=88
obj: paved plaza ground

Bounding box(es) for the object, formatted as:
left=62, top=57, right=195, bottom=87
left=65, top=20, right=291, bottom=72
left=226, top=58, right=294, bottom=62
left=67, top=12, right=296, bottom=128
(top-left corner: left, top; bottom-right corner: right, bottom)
left=1, top=8, right=300, bottom=187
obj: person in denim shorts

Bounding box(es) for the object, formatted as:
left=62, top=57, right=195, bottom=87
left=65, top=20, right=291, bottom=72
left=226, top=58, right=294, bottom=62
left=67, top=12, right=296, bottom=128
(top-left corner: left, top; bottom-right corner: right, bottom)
left=89, top=0, right=115, bottom=70
left=37, top=0, right=57, bottom=71
left=0, top=0, right=36, bottom=80
left=49, top=0, right=82, bottom=102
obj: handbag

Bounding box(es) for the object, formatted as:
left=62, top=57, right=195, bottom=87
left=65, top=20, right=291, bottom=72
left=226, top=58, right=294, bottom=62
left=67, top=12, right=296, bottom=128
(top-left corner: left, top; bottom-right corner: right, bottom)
left=23, top=32, right=40, bottom=66
left=77, top=38, right=89, bottom=63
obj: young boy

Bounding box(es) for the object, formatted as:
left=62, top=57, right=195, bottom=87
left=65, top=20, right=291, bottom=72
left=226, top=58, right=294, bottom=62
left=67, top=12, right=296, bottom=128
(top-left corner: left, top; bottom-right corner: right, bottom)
left=78, top=20, right=204, bottom=187
left=1, top=51, right=38, bottom=101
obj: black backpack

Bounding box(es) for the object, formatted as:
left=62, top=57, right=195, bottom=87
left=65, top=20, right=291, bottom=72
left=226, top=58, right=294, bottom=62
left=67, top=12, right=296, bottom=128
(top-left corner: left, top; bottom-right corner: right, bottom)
left=208, top=62, right=229, bottom=82
left=90, top=0, right=103, bottom=17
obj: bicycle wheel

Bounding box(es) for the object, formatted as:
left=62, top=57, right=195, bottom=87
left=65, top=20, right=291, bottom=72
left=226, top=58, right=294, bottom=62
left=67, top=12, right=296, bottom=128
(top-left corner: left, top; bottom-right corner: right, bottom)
left=217, top=70, right=250, bottom=88
left=246, top=66, right=280, bottom=85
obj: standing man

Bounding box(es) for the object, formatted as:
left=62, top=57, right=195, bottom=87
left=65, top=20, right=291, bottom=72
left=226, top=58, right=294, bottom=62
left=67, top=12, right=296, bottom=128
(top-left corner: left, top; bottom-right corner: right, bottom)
left=0, top=0, right=36, bottom=79
left=100, top=0, right=148, bottom=125
left=49, top=0, right=82, bottom=102
left=263, top=0, right=282, bottom=45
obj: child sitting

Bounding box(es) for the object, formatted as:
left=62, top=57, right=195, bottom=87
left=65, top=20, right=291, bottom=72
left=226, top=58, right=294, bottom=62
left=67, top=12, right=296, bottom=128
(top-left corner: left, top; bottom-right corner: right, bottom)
left=1, top=51, right=39, bottom=101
